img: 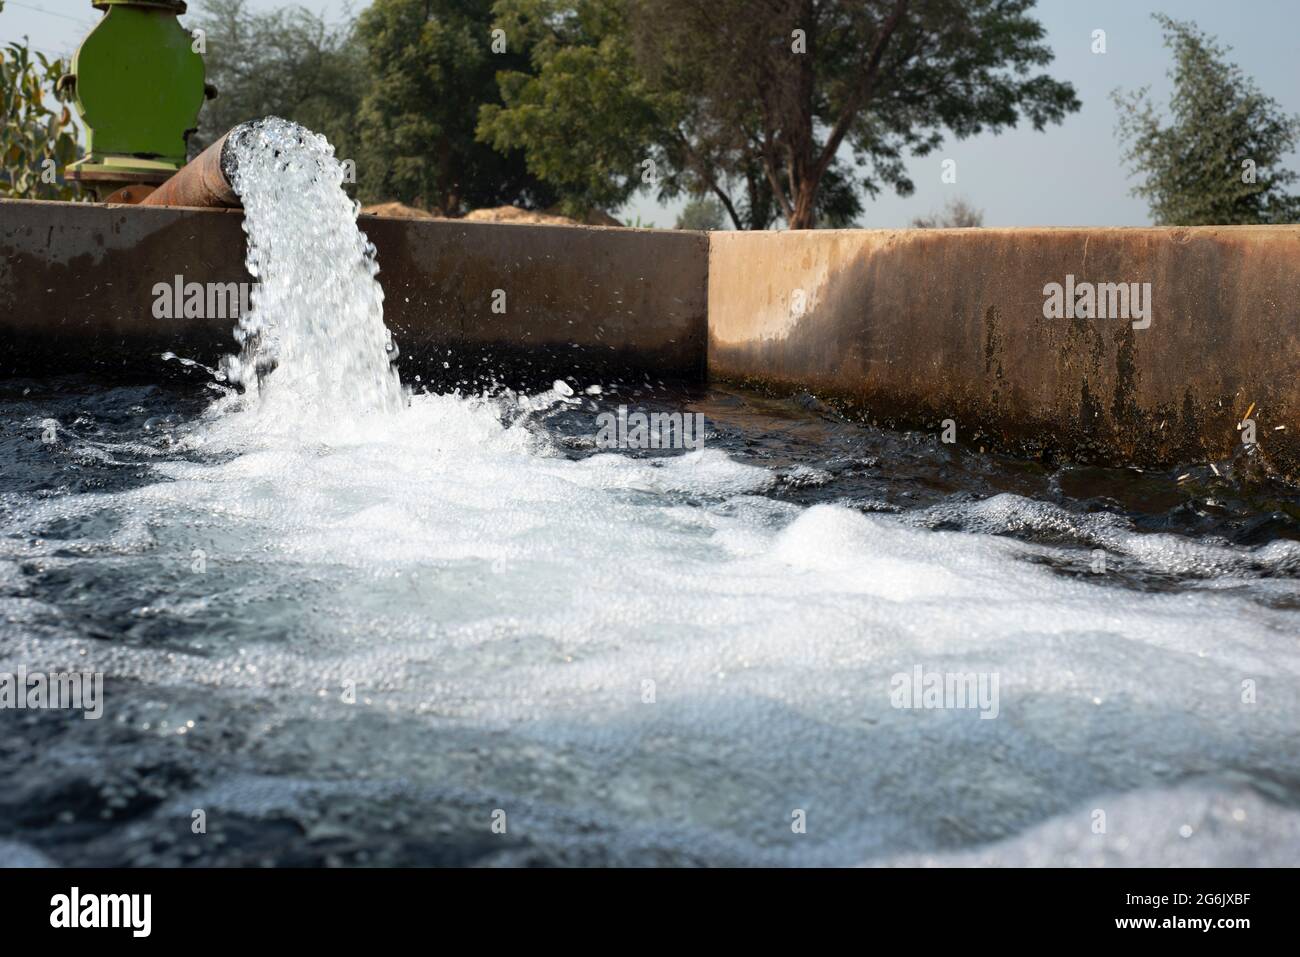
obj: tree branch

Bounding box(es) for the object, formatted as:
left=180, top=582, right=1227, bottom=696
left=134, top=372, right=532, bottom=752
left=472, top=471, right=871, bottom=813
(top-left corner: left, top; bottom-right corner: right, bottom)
left=671, top=127, right=744, bottom=229
left=815, top=0, right=910, bottom=179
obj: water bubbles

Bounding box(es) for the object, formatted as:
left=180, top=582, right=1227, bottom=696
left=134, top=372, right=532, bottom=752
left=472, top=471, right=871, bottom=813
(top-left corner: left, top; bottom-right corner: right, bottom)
left=222, top=117, right=404, bottom=419
left=4, top=119, right=1298, bottom=866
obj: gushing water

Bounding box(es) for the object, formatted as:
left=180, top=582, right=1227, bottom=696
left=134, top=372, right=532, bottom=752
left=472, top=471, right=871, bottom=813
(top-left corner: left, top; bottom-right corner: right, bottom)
left=219, top=118, right=403, bottom=417
left=2, top=121, right=1299, bottom=866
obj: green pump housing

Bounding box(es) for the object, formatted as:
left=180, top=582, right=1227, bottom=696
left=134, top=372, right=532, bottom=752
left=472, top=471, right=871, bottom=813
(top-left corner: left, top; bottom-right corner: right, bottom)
left=64, top=0, right=208, bottom=190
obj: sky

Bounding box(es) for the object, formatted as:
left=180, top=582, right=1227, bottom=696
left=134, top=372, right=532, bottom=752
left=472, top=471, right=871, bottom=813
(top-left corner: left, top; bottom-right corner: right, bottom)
left=4, top=0, right=1298, bottom=228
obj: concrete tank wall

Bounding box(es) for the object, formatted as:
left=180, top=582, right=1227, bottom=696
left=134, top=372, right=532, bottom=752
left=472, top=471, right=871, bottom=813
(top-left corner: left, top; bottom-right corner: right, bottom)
left=0, top=199, right=709, bottom=388
left=708, top=227, right=1300, bottom=477
left=3, top=197, right=1297, bottom=477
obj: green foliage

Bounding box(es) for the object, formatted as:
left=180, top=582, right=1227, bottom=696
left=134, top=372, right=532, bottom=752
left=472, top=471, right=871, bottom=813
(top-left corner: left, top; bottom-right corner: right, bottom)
left=1112, top=15, right=1300, bottom=226
left=0, top=1, right=82, bottom=202
left=481, top=42, right=658, bottom=215
left=191, top=0, right=366, bottom=162
left=911, top=196, right=984, bottom=228
left=674, top=197, right=725, bottom=230
left=477, top=0, right=665, bottom=216
left=355, top=0, right=557, bottom=214
left=481, top=0, right=1078, bottom=228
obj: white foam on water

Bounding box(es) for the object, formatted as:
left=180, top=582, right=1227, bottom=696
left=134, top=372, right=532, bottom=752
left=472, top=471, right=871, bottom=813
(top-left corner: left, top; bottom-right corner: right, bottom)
left=916, top=492, right=1300, bottom=579
left=6, top=393, right=1300, bottom=864
left=878, top=785, right=1300, bottom=867
left=3, top=120, right=1298, bottom=865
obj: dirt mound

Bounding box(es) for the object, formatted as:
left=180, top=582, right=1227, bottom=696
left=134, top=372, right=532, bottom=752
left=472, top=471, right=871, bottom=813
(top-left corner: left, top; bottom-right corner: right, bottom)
left=552, top=206, right=624, bottom=227
left=360, top=202, right=624, bottom=227
left=463, top=206, right=581, bottom=226
left=360, top=202, right=438, bottom=220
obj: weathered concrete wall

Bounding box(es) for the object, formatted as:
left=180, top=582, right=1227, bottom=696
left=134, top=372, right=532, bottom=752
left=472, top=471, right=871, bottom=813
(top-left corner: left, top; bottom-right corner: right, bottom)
left=709, top=227, right=1300, bottom=477
left=4, top=198, right=1298, bottom=477
left=0, top=199, right=709, bottom=387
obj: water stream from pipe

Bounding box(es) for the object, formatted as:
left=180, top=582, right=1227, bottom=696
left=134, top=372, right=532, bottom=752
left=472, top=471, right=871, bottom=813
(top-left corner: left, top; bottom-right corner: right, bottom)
left=1, top=119, right=1298, bottom=866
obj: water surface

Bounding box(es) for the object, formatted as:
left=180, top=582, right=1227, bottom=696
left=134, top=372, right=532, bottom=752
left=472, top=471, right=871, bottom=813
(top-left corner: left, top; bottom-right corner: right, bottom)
left=2, top=372, right=1297, bottom=867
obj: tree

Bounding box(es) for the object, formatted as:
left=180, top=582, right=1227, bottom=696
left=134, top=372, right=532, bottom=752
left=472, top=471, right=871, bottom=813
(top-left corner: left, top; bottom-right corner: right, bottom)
left=355, top=0, right=557, bottom=214
left=191, top=0, right=366, bottom=162
left=477, top=0, right=662, bottom=217
left=675, top=197, right=726, bottom=230
left=481, top=0, right=1078, bottom=229
left=910, top=196, right=983, bottom=228
left=1112, top=15, right=1300, bottom=226
left=0, top=0, right=82, bottom=202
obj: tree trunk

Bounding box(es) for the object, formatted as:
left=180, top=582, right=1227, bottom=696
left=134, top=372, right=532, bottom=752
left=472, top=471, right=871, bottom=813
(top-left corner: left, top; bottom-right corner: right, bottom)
left=788, top=176, right=819, bottom=230
left=786, top=0, right=820, bottom=229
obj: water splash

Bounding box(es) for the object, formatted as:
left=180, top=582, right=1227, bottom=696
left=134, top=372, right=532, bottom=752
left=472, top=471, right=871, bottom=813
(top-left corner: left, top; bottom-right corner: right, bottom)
left=5, top=119, right=1299, bottom=865
left=219, top=117, right=403, bottom=417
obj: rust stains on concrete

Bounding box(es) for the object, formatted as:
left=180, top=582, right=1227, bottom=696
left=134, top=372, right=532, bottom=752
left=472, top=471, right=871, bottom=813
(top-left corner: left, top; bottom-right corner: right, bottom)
left=708, top=227, right=1300, bottom=478
left=0, top=200, right=708, bottom=389
left=3, top=198, right=1295, bottom=478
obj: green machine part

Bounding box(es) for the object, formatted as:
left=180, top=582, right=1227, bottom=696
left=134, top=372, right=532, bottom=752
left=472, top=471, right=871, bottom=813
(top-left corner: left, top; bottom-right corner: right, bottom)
left=64, top=0, right=208, bottom=190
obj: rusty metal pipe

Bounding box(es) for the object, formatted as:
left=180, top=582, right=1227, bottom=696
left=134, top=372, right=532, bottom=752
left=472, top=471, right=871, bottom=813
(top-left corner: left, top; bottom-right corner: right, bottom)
left=139, top=123, right=247, bottom=209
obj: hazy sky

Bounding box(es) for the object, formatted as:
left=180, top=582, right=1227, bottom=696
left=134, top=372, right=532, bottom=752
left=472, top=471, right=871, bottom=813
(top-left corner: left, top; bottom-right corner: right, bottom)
left=5, top=0, right=1298, bottom=227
